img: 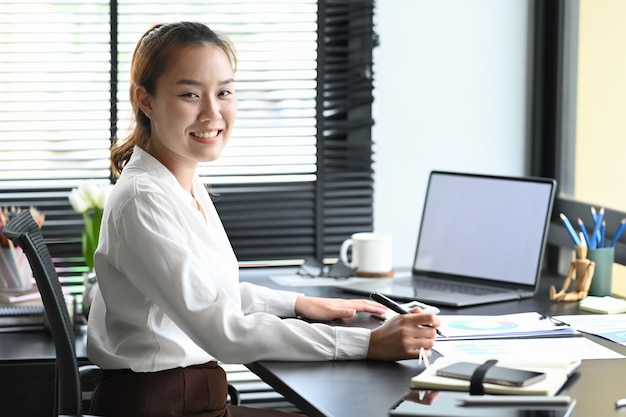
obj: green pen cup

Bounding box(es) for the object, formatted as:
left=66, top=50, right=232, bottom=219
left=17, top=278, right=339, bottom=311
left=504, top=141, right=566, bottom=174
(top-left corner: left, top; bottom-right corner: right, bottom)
left=587, top=246, right=615, bottom=297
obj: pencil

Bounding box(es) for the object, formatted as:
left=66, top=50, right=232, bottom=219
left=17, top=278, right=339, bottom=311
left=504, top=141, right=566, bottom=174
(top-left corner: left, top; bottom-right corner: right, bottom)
left=609, top=218, right=626, bottom=248
left=578, top=218, right=592, bottom=248
left=559, top=213, right=581, bottom=246
left=590, top=208, right=604, bottom=249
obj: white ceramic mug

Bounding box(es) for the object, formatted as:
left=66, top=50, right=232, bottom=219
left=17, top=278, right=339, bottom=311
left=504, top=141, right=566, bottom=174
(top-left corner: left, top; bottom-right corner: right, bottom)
left=339, top=232, right=393, bottom=277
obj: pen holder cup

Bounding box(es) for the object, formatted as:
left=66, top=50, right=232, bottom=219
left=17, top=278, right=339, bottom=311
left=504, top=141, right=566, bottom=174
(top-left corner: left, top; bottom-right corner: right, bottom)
left=0, top=246, right=33, bottom=292
left=587, top=247, right=615, bottom=297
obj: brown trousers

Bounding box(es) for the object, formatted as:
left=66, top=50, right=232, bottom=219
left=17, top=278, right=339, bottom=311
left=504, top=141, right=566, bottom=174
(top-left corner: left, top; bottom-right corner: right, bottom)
left=89, top=362, right=304, bottom=417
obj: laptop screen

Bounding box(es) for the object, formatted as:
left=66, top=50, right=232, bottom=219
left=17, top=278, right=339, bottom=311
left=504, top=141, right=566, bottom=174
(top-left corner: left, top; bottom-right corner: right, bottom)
left=413, top=171, right=556, bottom=286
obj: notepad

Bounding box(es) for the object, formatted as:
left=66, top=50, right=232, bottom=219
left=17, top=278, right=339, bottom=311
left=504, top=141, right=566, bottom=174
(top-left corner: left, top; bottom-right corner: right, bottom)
left=409, top=356, right=580, bottom=396
left=579, top=296, right=626, bottom=314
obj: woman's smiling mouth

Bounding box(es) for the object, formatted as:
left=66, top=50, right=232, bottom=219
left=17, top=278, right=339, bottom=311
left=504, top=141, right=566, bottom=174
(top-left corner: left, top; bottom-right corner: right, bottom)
left=191, top=130, right=219, bottom=139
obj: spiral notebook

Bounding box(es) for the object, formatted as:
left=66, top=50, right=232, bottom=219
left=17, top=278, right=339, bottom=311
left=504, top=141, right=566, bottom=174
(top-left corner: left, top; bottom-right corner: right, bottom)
left=0, top=303, right=45, bottom=330
left=339, top=171, right=556, bottom=307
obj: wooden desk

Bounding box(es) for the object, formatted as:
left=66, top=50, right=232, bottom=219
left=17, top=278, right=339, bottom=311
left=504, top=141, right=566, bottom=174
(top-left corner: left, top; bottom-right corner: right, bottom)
left=246, top=272, right=626, bottom=417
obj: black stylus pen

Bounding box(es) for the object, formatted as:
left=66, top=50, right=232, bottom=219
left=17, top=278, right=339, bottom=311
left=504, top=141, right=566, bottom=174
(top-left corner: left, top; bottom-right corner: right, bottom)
left=370, top=291, right=411, bottom=314
left=369, top=291, right=444, bottom=337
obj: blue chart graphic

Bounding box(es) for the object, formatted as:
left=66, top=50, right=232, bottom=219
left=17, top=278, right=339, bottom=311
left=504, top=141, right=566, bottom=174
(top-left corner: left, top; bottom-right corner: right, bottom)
left=448, top=319, right=519, bottom=332
left=603, top=330, right=626, bottom=343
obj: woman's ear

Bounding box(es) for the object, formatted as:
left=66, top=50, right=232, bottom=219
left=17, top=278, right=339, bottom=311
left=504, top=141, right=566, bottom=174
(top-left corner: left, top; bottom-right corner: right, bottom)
left=135, top=86, right=153, bottom=119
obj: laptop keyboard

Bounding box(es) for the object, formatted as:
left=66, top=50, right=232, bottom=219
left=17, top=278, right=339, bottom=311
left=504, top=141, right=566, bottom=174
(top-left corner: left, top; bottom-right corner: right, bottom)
left=418, top=277, right=506, bottom=296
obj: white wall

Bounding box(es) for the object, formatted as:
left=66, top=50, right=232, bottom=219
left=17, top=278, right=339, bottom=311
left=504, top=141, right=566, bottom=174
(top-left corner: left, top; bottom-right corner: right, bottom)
left=372, top=0, right=532, bottom=268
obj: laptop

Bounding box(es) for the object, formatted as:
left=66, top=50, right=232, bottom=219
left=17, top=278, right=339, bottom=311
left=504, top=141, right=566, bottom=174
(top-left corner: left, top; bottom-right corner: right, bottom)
left=338, top=171, right=556, bottom=307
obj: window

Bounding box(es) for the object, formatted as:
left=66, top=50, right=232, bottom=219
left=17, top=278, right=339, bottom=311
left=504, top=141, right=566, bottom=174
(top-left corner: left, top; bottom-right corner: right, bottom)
left=531, top=0, right=626, bottom=294
left=568, top=0, right=626, bottom=295
left=0, top=0, right=376, bottom=294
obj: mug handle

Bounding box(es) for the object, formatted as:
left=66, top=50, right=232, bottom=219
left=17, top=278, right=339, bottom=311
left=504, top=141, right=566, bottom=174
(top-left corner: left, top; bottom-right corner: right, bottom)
left=339, top=239, right=355, bottom=268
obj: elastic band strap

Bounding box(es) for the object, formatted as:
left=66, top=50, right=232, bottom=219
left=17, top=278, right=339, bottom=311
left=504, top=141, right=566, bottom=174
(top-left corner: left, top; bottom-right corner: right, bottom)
left=469, top=359, right=498, bottom=395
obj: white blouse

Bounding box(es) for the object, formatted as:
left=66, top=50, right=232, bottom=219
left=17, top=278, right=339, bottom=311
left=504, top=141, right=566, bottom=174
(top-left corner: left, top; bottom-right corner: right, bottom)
left=87, top=147, right=370, bottom=372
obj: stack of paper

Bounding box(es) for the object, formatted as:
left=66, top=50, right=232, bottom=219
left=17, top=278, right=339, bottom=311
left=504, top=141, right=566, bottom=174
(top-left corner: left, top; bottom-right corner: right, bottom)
left=436, top=312, right=578, bottom=340
left=553, top=314, right=626, bottom=344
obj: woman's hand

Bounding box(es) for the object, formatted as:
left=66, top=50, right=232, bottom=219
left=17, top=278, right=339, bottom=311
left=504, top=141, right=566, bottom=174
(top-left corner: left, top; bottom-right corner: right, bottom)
left=294, top=295, right=387, bottom=321
left=367, top=312, right=440, bottom=361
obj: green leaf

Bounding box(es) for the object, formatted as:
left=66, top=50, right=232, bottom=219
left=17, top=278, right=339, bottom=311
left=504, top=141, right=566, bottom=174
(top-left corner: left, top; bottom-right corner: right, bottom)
left=81, top=209, right=103, bottom=270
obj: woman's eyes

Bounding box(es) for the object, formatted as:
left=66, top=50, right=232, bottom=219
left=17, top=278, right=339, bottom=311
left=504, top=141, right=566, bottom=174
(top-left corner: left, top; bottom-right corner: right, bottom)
left=180, top=90, right=233, bottom=99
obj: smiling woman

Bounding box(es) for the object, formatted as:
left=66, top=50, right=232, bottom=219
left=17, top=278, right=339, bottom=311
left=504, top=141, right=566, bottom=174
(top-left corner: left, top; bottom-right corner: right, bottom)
left=84, top=20, right=435, bottom=417
left=113, top=23, right=239, bottom=186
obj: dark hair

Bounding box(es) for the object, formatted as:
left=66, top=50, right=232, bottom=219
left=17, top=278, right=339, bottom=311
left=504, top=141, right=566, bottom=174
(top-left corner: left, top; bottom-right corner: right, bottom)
left=111, top=22, right=237, bottom=177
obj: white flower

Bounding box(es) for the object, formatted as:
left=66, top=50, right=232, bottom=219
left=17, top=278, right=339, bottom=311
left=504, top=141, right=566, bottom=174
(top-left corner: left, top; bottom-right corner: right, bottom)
left=69, top=180, right=114, bottom=213
left=92, top=182, right=114, bottom=209
left=68, top=187, right=91, bottom=213
left=69, top=180, right=114, bottom=271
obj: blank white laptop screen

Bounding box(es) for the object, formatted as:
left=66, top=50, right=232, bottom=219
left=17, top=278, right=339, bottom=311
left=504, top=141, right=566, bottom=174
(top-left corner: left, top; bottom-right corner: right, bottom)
left=413, top=172, right=555, bottom=286
left=337, top=171, right=556, bottom=307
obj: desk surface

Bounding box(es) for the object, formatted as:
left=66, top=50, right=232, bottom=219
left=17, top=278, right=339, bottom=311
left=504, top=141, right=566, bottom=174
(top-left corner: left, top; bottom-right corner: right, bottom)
left=246, top=271, right=626, bottom=417
left=2, top=270, right=625, bottom=417
left=0, top=326, right=87, bottom=362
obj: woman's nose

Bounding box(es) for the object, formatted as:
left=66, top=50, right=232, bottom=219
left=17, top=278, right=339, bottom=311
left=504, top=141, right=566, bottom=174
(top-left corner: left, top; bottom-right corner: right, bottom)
left=199, top=97, right=221, bottom=121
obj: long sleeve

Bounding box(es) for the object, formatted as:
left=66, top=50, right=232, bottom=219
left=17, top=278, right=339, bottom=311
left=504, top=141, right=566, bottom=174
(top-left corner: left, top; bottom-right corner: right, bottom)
left=87, top=148, right=370, bottom=372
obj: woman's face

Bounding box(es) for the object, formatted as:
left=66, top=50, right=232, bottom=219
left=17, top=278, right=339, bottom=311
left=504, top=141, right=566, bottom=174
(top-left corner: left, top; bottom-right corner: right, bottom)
left=137, top=43, right=237, bottom=169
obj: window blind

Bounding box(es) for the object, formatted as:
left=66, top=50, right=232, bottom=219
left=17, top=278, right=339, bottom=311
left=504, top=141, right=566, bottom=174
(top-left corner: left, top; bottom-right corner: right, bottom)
left=0, top=1, right=112, bottom=292
left=116, top=1, right=319, bottom=185
left=0, top=1, right=112, bottom=187
left=213, top=1, right=376, bottom=262
left=0, top=0, right=375, bottom=295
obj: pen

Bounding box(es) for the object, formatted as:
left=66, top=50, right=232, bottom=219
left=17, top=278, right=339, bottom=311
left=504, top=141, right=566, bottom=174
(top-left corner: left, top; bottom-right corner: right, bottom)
left=370, top=291, right=411, bottom=314
left=369, top=291, right=444, bottom=337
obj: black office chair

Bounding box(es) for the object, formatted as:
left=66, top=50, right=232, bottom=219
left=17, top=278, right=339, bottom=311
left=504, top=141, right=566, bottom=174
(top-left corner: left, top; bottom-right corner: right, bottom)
left=3, top=210, right=99, bottom=417
left=2, top=210, right=240, bottom=416
left=2, top=210, right=97, bottom=416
